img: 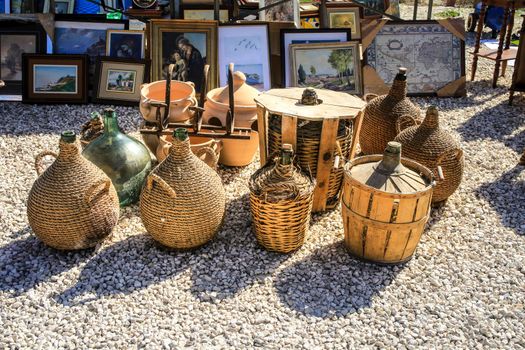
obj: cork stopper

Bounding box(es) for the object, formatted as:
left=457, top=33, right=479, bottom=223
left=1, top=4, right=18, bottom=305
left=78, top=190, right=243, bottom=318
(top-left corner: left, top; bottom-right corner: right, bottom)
left=395, top=67, right=407, bottom=81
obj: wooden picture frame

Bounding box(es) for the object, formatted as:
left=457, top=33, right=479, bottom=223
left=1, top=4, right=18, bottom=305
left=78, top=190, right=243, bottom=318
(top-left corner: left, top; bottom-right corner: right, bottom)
left=149, top=19, right=218, bottom=93
left=218, top=22, right=271, bottom=91
left=290, top=41, right=362, bottom=95
left=93, top=56, right=150, bottom=106
left=0, top=22, right=47, bottom=96
left=259, top=0, right=300, bottom=28
left=106, top=30, right=145, bottom=60
left=364, top=19, right=466, bottom=97
left=182, top=4, right=231, bottom=21
left=44, top=0, right=75, bottom=13
left=22, top=54, right=89, bottom=104
left=324, top=6, right=361, bottom=39
left=281, top=28, right=351, bottom=87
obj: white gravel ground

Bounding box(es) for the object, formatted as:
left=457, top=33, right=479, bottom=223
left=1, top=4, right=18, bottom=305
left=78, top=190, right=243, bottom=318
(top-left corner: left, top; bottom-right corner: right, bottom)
left=1, top=10, right=525, bottom=349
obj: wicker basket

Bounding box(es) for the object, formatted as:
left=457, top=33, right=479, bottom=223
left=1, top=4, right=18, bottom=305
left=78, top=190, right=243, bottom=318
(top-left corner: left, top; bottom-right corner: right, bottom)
left=394, top=106, right=464, bottom=203
left=360, top=68, right=421, bottom=155
left=140, top=128, right=226, bottom=249
left=249, top=145, right=315, bottom=253
left=27, top=131, right=120, bottom=250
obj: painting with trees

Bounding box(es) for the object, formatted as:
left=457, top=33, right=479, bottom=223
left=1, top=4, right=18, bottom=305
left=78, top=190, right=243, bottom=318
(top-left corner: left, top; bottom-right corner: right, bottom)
left=289, top=41, right=362, bottom=95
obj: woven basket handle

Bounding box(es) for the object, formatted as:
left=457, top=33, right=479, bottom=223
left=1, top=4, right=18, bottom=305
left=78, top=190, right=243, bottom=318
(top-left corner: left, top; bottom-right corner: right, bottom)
left=34, top=151, right=58, bottom=176
left=195, top=145, right=219, bottom=168
left=85, top=179, right=111, bottom=205
left=364, top=93, right=378, bottom=103
left=146, top=173, right=176, bottom=198
left=395, top=115, right=419, bottom=134
left=260, top=182, right=300, bottom=201
left=434, top=148, right=462, bottom=182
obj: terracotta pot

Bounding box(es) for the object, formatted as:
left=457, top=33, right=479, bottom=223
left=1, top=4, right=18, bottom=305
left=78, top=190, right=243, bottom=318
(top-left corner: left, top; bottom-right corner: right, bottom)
left=219, top=131, right=259, bottom=167
left=140, top=80, right=198, bottom=123
left=156, top=134, right=222, bottom=169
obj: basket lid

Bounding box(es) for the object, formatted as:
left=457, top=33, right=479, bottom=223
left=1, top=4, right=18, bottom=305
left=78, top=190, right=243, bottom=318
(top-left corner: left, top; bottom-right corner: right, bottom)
left=348, top=142, right=430, bottom=193
left=209, top=71, right=259, bottom=107
left=254, top=87, right=365, bottom=121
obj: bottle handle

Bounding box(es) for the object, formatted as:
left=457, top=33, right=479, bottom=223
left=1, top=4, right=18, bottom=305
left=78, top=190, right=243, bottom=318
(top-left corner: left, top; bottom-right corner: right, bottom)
left=195, top=145, right=219, bottom=168
left=146, top=173, right=177, bottom=198
left=395, top=114, right=418, bottom=134
left=434, top=148, right=462, bottom=182
left=34, top=151, right=57, bottom=176
left=85, top=179, right=111, bottom=205
left=363, top=93, right=378, bottom=103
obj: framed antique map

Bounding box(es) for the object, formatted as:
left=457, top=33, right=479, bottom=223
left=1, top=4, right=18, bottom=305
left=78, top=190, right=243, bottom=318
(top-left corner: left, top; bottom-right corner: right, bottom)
left=365, top=20, right=465, bottom=96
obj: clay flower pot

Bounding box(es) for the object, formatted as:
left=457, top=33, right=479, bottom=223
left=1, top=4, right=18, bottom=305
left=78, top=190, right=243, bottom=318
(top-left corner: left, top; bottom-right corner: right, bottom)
left=140, top=80, right=198, bottom=123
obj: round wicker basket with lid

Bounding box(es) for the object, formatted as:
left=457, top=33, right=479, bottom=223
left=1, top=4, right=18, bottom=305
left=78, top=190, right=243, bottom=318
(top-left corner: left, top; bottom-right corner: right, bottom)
left=360, top=68, right=422, bottom=155
left=255, top=87, right=365, bottom=212
left=394, top=106, right=464, bottom=203
left=27, top=131, right=120, bottom=250
left=341, top=142, right=434, bottom=264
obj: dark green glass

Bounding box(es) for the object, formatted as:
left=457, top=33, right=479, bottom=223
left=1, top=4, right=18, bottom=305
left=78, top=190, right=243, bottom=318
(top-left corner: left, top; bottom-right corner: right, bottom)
left=82, top=109, right=152, bottom=207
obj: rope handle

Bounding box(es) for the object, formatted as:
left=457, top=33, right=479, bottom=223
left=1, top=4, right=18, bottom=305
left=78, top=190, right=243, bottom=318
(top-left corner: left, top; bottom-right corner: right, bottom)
left=146, top=173, right=176, bottom=199
left=434, top=148, right=462, bottom=182
left=260, top=182, right=300, bottom=201
left=85, top=179, right=111, bottom=205
left=364, top=93, right=379, bottom=103
left=34, top=151, right=57, bottom=176
left=395, top=114, right=419, bottom=134
left=195, top=146, right=219, bottom=168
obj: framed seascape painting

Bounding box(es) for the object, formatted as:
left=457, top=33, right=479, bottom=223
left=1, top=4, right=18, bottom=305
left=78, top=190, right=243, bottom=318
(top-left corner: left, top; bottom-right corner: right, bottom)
left=0, top=22, right=47, bottom=96
left=218, top=23, right=270, bottom=91
left=93, top=57, right=150, bottom=105
left=365, top=20, right=465, bottom=96
left=22, top=54, right=88, bottom=104
left=325, top=6, right=361, bottom=39
left=281, top=28, right=351, bottom=87
left=259, top=0, right=299, bottom=28
left=150, top=20, right=218, bottom=93
left=290, top=41, right=362, bottom=95
left=106, top=30, right=145, bottom=60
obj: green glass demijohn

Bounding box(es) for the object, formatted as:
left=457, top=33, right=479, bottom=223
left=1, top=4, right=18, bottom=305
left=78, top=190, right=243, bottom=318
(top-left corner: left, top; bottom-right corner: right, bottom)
left=82, top=108, right=152, bottom=206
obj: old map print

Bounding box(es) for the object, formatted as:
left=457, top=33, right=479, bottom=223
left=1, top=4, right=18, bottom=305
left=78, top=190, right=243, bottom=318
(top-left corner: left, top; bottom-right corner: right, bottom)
left=366, top=22, right=463, bottom=94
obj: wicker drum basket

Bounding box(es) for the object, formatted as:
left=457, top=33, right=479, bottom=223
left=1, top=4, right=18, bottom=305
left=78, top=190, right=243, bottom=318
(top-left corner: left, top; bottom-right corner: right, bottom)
left=249, top=144, right=315, bottom=253
left=27, top=131, right=120, bottom=250
left=140, top=128, right=226, bottom=249
left=341, top=142, right=434, bottom=264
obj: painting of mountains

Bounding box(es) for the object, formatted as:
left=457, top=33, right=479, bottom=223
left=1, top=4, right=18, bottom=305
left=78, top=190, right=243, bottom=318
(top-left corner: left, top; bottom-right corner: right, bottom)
left=33, top=65, right=77, bottom=94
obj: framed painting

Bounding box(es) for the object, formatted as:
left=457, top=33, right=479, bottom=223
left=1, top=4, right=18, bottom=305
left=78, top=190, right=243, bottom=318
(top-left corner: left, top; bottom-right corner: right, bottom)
left=218, top=23, right=270, bottom=91
left=259, top=0, right=299, bottom=28
left=44, top=0, right=75, bottom=13
left=149, top=19, right=218, bottom=94
left=22, top=54, right=88, bottom=104
left=93, top=57, right=150, bottom=105
left=364, top=20, right=466, bottom=96
left=106, top=30, right=145, bottom=59
left=325, top=6, right=361, bottom=39
left=281, top=28, right=351, bottom=87
left=10, top=0, right=33, bottom=13
left=0, top=22, right=47, bottom=96
left=182, top=6, right=230, bottom=21
left=290, top=41, right=362, bottom=95
left=361, top=0, right=389, bottom=18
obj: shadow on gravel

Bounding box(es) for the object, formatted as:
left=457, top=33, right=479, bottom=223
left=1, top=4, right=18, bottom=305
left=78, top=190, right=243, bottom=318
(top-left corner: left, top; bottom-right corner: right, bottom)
left=274, top=241, right=402, bottom=318
left=189, top=194, right=291, bottom=302
left=56, top=233, right=192, bottom=306
left=476, top=165, right=525, bottom=235
left=0, top=232, right=92, bottom=296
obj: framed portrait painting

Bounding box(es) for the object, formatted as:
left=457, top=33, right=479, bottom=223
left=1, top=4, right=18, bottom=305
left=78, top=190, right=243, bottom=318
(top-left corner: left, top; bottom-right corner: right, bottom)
left=22, top=54, right=88, bottom=104
left=150, top=20, right=218, bottom=94
left=93, top=57, right=150, bottom=105
left=106, top=30, right=145, bottom=60
left=290, top=41, right=362, bottom=95
left=218, top=23, right=270, bottom=91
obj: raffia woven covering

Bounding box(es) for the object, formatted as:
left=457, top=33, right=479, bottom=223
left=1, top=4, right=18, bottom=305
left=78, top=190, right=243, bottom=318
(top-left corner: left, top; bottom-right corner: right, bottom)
left=140, top=137, right=226, bottom=249
left=80, top=113, right=104, bottom=148
left=360, top=70, right=421, bottom=155
left=27, top=133, right=120, bottom=250
left=249, top=154, right=315, bottom=253
left=394, top=106, right=464, bottom=203
left=268, top=115, right=352, bottom=209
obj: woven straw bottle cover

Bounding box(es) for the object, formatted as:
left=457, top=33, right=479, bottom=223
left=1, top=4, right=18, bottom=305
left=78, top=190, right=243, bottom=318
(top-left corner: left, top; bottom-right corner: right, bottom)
left=259, top=144, right=300, bottom=200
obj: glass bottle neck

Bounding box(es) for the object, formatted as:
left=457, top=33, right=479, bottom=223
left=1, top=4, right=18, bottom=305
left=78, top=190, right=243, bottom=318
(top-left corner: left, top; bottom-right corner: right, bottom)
left=104, top=114, right=120, bottom=134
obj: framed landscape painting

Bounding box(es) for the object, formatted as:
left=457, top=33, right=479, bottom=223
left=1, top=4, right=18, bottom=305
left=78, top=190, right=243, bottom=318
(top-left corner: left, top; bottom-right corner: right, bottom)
left=290, top=41, right=362, bottom=95
left=22, top=54, right=88, bottom=104
left=218, top=23, right=270, bottom=91
left=325, top=7, right=361, bottom=39
left=93, top=57, right=149, bottom=105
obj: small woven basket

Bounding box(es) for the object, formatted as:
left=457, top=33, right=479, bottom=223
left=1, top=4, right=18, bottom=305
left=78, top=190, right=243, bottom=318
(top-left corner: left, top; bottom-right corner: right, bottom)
left=249, top=145, right=315, bottom=253
left=27, top=131, right=120, bottom=250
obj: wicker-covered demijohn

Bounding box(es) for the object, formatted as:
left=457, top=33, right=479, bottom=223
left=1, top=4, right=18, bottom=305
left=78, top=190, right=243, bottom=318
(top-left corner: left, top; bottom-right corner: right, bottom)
left=249, top=144, right=315, bottom=253
left=394, top=106, right=464, bottom=203
left=360, top=67, right=422, bottom=155
left=140, top=128, right=226, bottom=249
left=27, top=131, right=120, bottom=250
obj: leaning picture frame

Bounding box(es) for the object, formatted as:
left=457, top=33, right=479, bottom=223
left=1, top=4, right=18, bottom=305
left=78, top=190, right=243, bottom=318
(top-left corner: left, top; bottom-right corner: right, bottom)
left=93, top=56, right=150, bottom=106
left=281, top=28, right=351, bottom=87
left=259, top=0, right=300, bottom=28
left=22, top=54, right=89, bottom=104
left=106, top=30, right=145, bottom=60
left=325, top=6, right=361, bottom=39
left=218, top=23, right=271, bottom=91
left=149, top=19, right=218, bottom=94
left=289, top=41, right=362, bottom=95
left=44, top=0, right=75, bottom=13
left=182, top=5, right=231, bottom=21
